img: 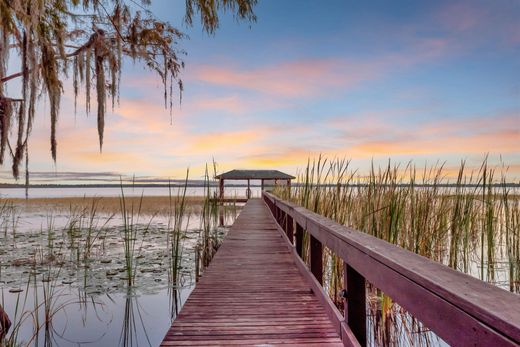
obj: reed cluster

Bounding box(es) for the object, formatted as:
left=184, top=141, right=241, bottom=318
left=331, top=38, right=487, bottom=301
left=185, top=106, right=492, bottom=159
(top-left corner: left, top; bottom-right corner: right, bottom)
left=275, top=156, right=519, bottom=345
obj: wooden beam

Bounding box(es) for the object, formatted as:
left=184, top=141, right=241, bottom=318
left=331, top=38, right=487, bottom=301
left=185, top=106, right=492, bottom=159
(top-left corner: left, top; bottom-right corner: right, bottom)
left=286, top=214, right=294, bottom=244
left=345, top=264, right=366, bottom=346
left=310, top=235, right=323, bottom=285
left=295, top=223, right=304, bottom=258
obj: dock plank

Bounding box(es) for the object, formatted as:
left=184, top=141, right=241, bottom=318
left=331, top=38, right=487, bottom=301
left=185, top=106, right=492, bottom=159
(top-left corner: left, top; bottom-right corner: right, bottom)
left=161, top=199, right=343, bottom=347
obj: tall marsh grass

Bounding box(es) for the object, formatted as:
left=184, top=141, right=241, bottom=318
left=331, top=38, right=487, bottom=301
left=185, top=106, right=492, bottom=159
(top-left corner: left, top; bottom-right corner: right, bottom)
left=274, top=156, right=519, bottom=346
left=277, top=157, right=519, bottom=288
left=167, top=170, right=190, bottom=287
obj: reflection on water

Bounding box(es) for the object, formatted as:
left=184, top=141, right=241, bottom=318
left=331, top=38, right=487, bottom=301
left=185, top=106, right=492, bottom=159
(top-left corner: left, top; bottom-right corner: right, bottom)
left=2, top=285, right=187, bottom=346
left=0, top=197, right=239, bottom=346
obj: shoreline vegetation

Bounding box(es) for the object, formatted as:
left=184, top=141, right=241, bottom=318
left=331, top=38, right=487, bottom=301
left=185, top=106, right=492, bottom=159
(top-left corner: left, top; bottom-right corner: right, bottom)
left=273, top=157, right=519, bottom=346
left=1, top=196, right=209, bottom=215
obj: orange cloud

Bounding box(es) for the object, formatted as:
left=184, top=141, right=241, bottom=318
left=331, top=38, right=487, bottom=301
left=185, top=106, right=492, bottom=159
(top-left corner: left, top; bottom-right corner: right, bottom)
left=349, top=129, right=519, bottom=157
left=188, top=129, right=269, bottom=154
left=242, top=148, right=317, bottom=168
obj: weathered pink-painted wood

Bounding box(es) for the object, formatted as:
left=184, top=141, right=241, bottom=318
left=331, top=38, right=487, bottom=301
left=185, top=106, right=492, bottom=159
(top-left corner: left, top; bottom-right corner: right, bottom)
left=264, top=192, right=520, bottom=346
left=161, top=199, right=344, bottom=346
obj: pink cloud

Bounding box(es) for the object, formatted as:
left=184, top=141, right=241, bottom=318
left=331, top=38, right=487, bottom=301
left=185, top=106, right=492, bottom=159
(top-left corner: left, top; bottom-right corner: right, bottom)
left=192, top=59, right=381, bottom=98
left=437, top=2, right=484, bottom=33
left=191, top=36, right=456, bottom=99
left=433, top=1, right=520, bottom=48
left=194, top=95, right=248, bottom=114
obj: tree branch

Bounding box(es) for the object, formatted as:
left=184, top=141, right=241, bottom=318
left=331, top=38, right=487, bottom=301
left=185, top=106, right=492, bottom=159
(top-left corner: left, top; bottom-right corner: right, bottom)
left=1, top=33, right=100, bottom=84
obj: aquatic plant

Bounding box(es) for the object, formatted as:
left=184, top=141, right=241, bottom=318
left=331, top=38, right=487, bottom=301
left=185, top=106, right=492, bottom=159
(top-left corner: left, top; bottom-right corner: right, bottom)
left=119, top=186, right=153, bottom=288
left=167, top=170, right=190, bottom=288
left=274, top=156, right=520, bottom=346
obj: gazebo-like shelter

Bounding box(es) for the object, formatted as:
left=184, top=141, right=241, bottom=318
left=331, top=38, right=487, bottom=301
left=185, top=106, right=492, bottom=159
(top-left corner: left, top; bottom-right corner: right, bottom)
left=215, top=169, right=295, bottom=200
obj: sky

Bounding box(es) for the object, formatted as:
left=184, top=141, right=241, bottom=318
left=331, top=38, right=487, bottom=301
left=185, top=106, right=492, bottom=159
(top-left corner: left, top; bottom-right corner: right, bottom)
left=1, top=0, right=519, bottom=184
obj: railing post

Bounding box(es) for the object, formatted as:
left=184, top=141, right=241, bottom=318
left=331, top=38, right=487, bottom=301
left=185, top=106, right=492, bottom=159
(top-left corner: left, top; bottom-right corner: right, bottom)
left=295, top=223, right=304, bottom=257
left=310, top=235, right=323, bottom=284
left=344, top=263, right=367, bottom=347
left=286, top=214, right=294, bottom=244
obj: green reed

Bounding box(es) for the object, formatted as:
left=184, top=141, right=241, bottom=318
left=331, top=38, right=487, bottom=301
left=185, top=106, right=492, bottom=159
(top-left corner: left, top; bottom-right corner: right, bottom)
left=167, top=169, right=190, bottom=287
left=198, top=162, right=221, bottom=272
left=63, top=198, right=113, bottom=267
left=119, top=184, right=153, bottom=288
left=274, top=156, right=520, bottom=346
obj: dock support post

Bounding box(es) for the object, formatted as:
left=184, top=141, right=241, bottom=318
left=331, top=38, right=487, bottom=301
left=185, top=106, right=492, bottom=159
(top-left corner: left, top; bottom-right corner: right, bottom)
left=247, top=179, right=251, bottom=199
left=219, top=178, right=224, bottom=202
left=219, top=209, right=224, bottom=227
left=310, top=236, right=323, bottom=284
left=286, top=215, right=294, bottom=244
left=344, top=263, right=367, bottom=347
left=219, top=178, right=224, bottom=226
left=295, top=223, right=304, bottom=257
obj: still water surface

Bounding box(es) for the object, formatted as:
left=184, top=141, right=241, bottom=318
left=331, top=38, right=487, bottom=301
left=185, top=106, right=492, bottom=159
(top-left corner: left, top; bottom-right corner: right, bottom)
left=0, top=188, right=238, bottom=346
left=1, top=186, right=264, bottom=199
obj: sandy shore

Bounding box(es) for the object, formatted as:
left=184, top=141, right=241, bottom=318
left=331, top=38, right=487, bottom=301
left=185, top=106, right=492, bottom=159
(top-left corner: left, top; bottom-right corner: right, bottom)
left=1, top=196, right=213, bottom=215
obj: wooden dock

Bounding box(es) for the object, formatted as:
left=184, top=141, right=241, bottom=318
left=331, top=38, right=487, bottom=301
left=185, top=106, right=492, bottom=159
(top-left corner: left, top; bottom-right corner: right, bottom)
left=162, top=194, right=520, bottom=346
left=161, top=199, right=343, bottom=346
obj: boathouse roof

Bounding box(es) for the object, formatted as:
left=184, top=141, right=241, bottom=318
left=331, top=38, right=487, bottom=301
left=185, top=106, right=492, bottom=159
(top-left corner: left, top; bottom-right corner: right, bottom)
left=215, top=169, right=295, bottom=180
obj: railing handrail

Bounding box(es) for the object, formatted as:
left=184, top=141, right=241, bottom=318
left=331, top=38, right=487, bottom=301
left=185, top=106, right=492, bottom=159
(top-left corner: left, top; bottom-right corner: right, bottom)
left=263, top=191, right=520, bottom=346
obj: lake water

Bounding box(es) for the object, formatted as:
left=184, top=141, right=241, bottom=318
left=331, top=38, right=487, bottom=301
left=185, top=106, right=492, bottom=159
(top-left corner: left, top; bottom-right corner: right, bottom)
left=0, top=194, right=239, bottom=346
left=1, top=186, right=265, bottom=199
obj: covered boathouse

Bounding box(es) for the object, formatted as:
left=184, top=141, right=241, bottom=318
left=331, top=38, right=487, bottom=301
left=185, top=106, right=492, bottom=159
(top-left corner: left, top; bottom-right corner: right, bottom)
left=215, top=169, right=295, bottom=200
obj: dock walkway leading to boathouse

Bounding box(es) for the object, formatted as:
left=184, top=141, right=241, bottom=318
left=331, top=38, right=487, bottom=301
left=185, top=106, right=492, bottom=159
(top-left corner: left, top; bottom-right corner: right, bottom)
left=162, top=194, right=520, bottom=346
left=161, top=198, right=344, bottom=346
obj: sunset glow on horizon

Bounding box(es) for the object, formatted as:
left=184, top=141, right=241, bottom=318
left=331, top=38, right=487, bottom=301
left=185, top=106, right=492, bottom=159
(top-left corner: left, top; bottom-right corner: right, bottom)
left=1, top=0, right=519, bottom=184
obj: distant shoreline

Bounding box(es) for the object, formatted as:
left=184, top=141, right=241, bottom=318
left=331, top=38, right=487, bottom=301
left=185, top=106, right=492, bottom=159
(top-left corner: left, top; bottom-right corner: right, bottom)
left=1, top=183, right=519, bottom=189
left=0, top=183, right=222, bottom=188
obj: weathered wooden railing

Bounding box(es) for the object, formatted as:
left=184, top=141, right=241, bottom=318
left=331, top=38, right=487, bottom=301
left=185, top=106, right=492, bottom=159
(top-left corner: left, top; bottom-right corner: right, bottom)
left=263, top=192, right=520, bottom=347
